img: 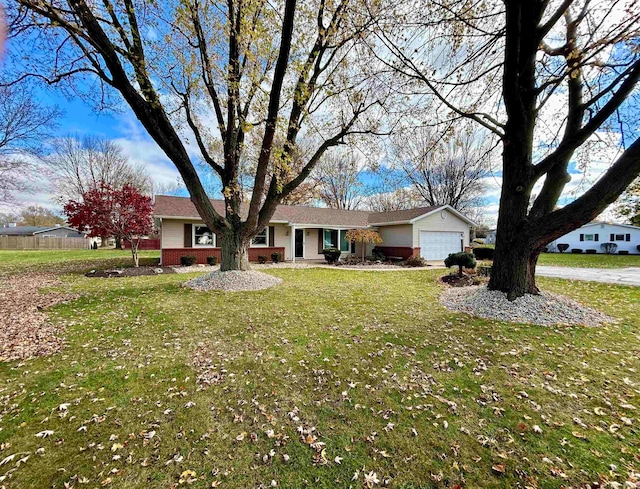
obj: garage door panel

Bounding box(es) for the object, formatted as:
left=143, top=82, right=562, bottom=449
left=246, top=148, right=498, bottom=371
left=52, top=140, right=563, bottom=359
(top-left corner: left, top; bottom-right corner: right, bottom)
left=420, top=231, right=462, bottom=261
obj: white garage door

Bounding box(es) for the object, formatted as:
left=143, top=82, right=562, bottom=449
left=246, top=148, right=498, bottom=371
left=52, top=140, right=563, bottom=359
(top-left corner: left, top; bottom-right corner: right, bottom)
left=420, top=231, right=462, bottom=261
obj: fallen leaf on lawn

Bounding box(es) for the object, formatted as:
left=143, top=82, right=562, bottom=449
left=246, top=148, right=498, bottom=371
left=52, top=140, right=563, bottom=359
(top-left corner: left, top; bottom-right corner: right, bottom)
left=492, top=463, right=506, bottom=474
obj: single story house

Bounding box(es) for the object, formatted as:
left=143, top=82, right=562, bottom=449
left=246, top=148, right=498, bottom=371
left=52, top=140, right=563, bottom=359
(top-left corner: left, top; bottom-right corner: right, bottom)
left=0, top=225, right=85, bottom=238
left=548, top=222, right=640, bottom=254
left=154, top=195, right=477, bottom=265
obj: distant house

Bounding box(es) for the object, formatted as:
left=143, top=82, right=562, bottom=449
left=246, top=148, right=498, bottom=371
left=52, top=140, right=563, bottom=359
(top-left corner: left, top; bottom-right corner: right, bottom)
left=549, top=222, right=640, bottom=254
left=0, top=225, right=85, bottom=239
left=485, top=229, right=497, bottom=245
left=154, top=195, right=477, bottom=265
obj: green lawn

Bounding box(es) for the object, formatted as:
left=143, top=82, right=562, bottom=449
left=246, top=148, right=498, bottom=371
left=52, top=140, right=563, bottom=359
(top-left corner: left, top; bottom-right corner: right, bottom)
left=537, top=252, right=640, bottom=268
left=0, top=249, right=159, bottom=276
left=0, top=256, right=639, bottom=488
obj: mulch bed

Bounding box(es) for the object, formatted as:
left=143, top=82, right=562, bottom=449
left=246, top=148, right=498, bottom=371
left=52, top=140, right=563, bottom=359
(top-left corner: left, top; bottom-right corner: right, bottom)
left=85, top=266, right=176, bottom=278
left=440, top=273, right=478, bottom=287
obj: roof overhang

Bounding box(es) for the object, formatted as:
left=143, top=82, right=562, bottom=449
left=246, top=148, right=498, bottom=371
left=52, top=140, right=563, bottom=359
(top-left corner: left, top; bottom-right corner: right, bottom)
left=288, top=223, right=371, bottom=229
left=581, top=222, right=639, bottom=231
left=33, top=226, right=84, bottom=235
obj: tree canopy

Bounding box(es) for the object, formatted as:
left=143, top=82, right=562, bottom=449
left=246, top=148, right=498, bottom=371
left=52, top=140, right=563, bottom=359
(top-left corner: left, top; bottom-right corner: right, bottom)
left=8, top=0, right=391, bottom=270
left=64, top=183, right=153, bottom=266
left=372, top=0, right=640, bottom=298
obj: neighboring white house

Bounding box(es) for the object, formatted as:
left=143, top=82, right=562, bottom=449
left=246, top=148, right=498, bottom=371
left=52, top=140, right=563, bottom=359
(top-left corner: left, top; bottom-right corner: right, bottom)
left=548, top=222, right=640, bottom=254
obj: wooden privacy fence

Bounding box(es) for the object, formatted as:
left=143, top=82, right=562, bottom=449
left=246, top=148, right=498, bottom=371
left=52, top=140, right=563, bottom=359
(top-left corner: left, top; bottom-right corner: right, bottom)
left=0, top=236, right=90, bottom=250
left=122, top=238, right=160, bottom=250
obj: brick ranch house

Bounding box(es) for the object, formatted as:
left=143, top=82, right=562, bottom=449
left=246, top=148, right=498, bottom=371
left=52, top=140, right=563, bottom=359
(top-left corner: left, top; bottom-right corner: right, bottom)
left=154, top=195, right=477, bottom=265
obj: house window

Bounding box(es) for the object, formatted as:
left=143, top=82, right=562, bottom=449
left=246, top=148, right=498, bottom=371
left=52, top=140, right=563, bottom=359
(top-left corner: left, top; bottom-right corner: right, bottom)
left=340, top=230, right=356, bottom=253
left=584, top=234, right=594, bottom=241
left=324, top=229, right=338, bottom=249
left=252, top=227, right=268, bottom=246
left=615, top=234, right=625, bottom=241
left=194, top=225, right=215, bottom=247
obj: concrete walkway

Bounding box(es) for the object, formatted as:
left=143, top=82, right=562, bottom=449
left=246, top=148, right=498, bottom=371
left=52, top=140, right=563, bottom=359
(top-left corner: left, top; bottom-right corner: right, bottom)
left=536, top=266, right=640, bottom=286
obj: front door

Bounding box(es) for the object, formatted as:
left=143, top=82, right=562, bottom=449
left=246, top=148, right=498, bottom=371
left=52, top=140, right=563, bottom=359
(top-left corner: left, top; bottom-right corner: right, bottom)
left=295, top=229, right=304, bottom=258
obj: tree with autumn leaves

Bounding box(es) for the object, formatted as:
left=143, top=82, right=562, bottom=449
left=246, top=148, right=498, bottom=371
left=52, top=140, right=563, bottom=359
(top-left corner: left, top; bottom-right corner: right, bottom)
left=64, top=184, right=153, bottom=267
left=344, top=229, right=382, bottom=262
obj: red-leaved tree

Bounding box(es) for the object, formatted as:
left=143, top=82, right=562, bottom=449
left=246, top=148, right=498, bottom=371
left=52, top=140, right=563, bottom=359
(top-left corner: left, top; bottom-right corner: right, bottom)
left=64, top=183, right=153, bottom=267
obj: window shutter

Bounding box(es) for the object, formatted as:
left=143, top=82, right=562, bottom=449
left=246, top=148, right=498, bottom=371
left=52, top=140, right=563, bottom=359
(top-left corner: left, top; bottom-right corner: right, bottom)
left=580, top=234, right=584, bottom=241
left=318, top=228, right=324, bottom=253
left=184, top=223, right=192, bottom=248
left=626, top=233, right=631, bottom=242
left=213, top=233, right=219, bottom=247
left=268, top=226, right=275, bottom=247
left=610, top=233, right=615, bottom=241
left=595, top=234, right=599, bottom=241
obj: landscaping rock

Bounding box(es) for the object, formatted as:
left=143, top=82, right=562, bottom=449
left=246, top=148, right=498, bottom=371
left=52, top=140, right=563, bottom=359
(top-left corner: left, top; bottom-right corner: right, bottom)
left=184, top=270, right=283, bottom=292
left=439, top=285, right=614, bottom=326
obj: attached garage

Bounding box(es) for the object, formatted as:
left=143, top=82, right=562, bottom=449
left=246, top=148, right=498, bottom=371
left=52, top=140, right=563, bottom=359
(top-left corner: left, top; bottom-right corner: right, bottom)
left=420, top=231, right=463, bottom=260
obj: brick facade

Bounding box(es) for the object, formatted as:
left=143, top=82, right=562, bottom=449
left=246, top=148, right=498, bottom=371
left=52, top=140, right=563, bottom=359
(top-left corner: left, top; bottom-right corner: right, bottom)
left=161, top=247, right=285, bottom=265
left=375, top=246, right=421, bottom=260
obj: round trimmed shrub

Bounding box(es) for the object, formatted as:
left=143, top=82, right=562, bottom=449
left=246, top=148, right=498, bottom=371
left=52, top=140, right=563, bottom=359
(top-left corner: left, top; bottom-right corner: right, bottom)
left=557, top=243, right=569, bottom=253
left=271, top=252, right=282, bottom=263
left=180, top=255, right=197, bottom=266
left=257, top=255, right=267, bottom=264
left=206, top=256, right=218, bottom=266
left=619, top=250, right=629, bottom=255
left=322, top=248, right=341, bottom=263
left=585, top=249, right=597, bottom=254
left=444, top=251, right=476, bottom=277
left=571, top=248, right=583, bottom=254
left=472, top=246, right=494, bottom=260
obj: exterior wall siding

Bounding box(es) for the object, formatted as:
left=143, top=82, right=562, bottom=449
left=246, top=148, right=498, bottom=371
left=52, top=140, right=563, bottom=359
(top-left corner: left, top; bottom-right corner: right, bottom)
left=549, top=223, right=640, bottom=254
left=272, top=223, right=292, bottom=259
left=161, top=219, right=193, bottom=248
left=378, top=224, right=413, bottom=247
left=411, top=211, right=470, bottom=248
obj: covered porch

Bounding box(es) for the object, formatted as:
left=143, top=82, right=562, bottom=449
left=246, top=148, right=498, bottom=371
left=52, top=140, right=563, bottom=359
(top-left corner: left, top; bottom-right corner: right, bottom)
left=287, top=225, right=362, bottom=262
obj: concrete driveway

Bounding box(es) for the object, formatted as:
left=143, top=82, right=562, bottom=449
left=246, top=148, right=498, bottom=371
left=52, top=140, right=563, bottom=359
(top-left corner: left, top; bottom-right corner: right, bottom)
left=536, top=266, right=640, bottom=286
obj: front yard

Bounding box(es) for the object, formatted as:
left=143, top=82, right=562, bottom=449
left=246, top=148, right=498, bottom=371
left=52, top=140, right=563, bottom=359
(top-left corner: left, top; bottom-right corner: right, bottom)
left=537, top=252, right=640, bottom=268
left=0, top=252, right=639, bottom=488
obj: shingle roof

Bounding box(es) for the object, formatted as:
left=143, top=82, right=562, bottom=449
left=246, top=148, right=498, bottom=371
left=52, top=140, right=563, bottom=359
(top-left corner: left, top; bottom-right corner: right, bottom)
left=153, top=195, right=471, bottom=227
left=0, top=226, right=73, bottom=236
left=367, top=206, right=440, bottom=224
left=154, top=195, right=372, bottom=227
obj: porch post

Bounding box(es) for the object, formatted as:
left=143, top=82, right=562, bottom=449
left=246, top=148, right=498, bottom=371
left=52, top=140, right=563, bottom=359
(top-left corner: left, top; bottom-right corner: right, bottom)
left=291, top=225, right=296, bottom=263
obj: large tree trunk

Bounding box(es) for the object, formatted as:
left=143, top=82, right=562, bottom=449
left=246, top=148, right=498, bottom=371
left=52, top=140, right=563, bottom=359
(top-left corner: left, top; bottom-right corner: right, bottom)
left=100, top=235, right=109, bottom=248
left=489, top=237, right=541, bottom=300
left=219, top=230, right=250, bottom=271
